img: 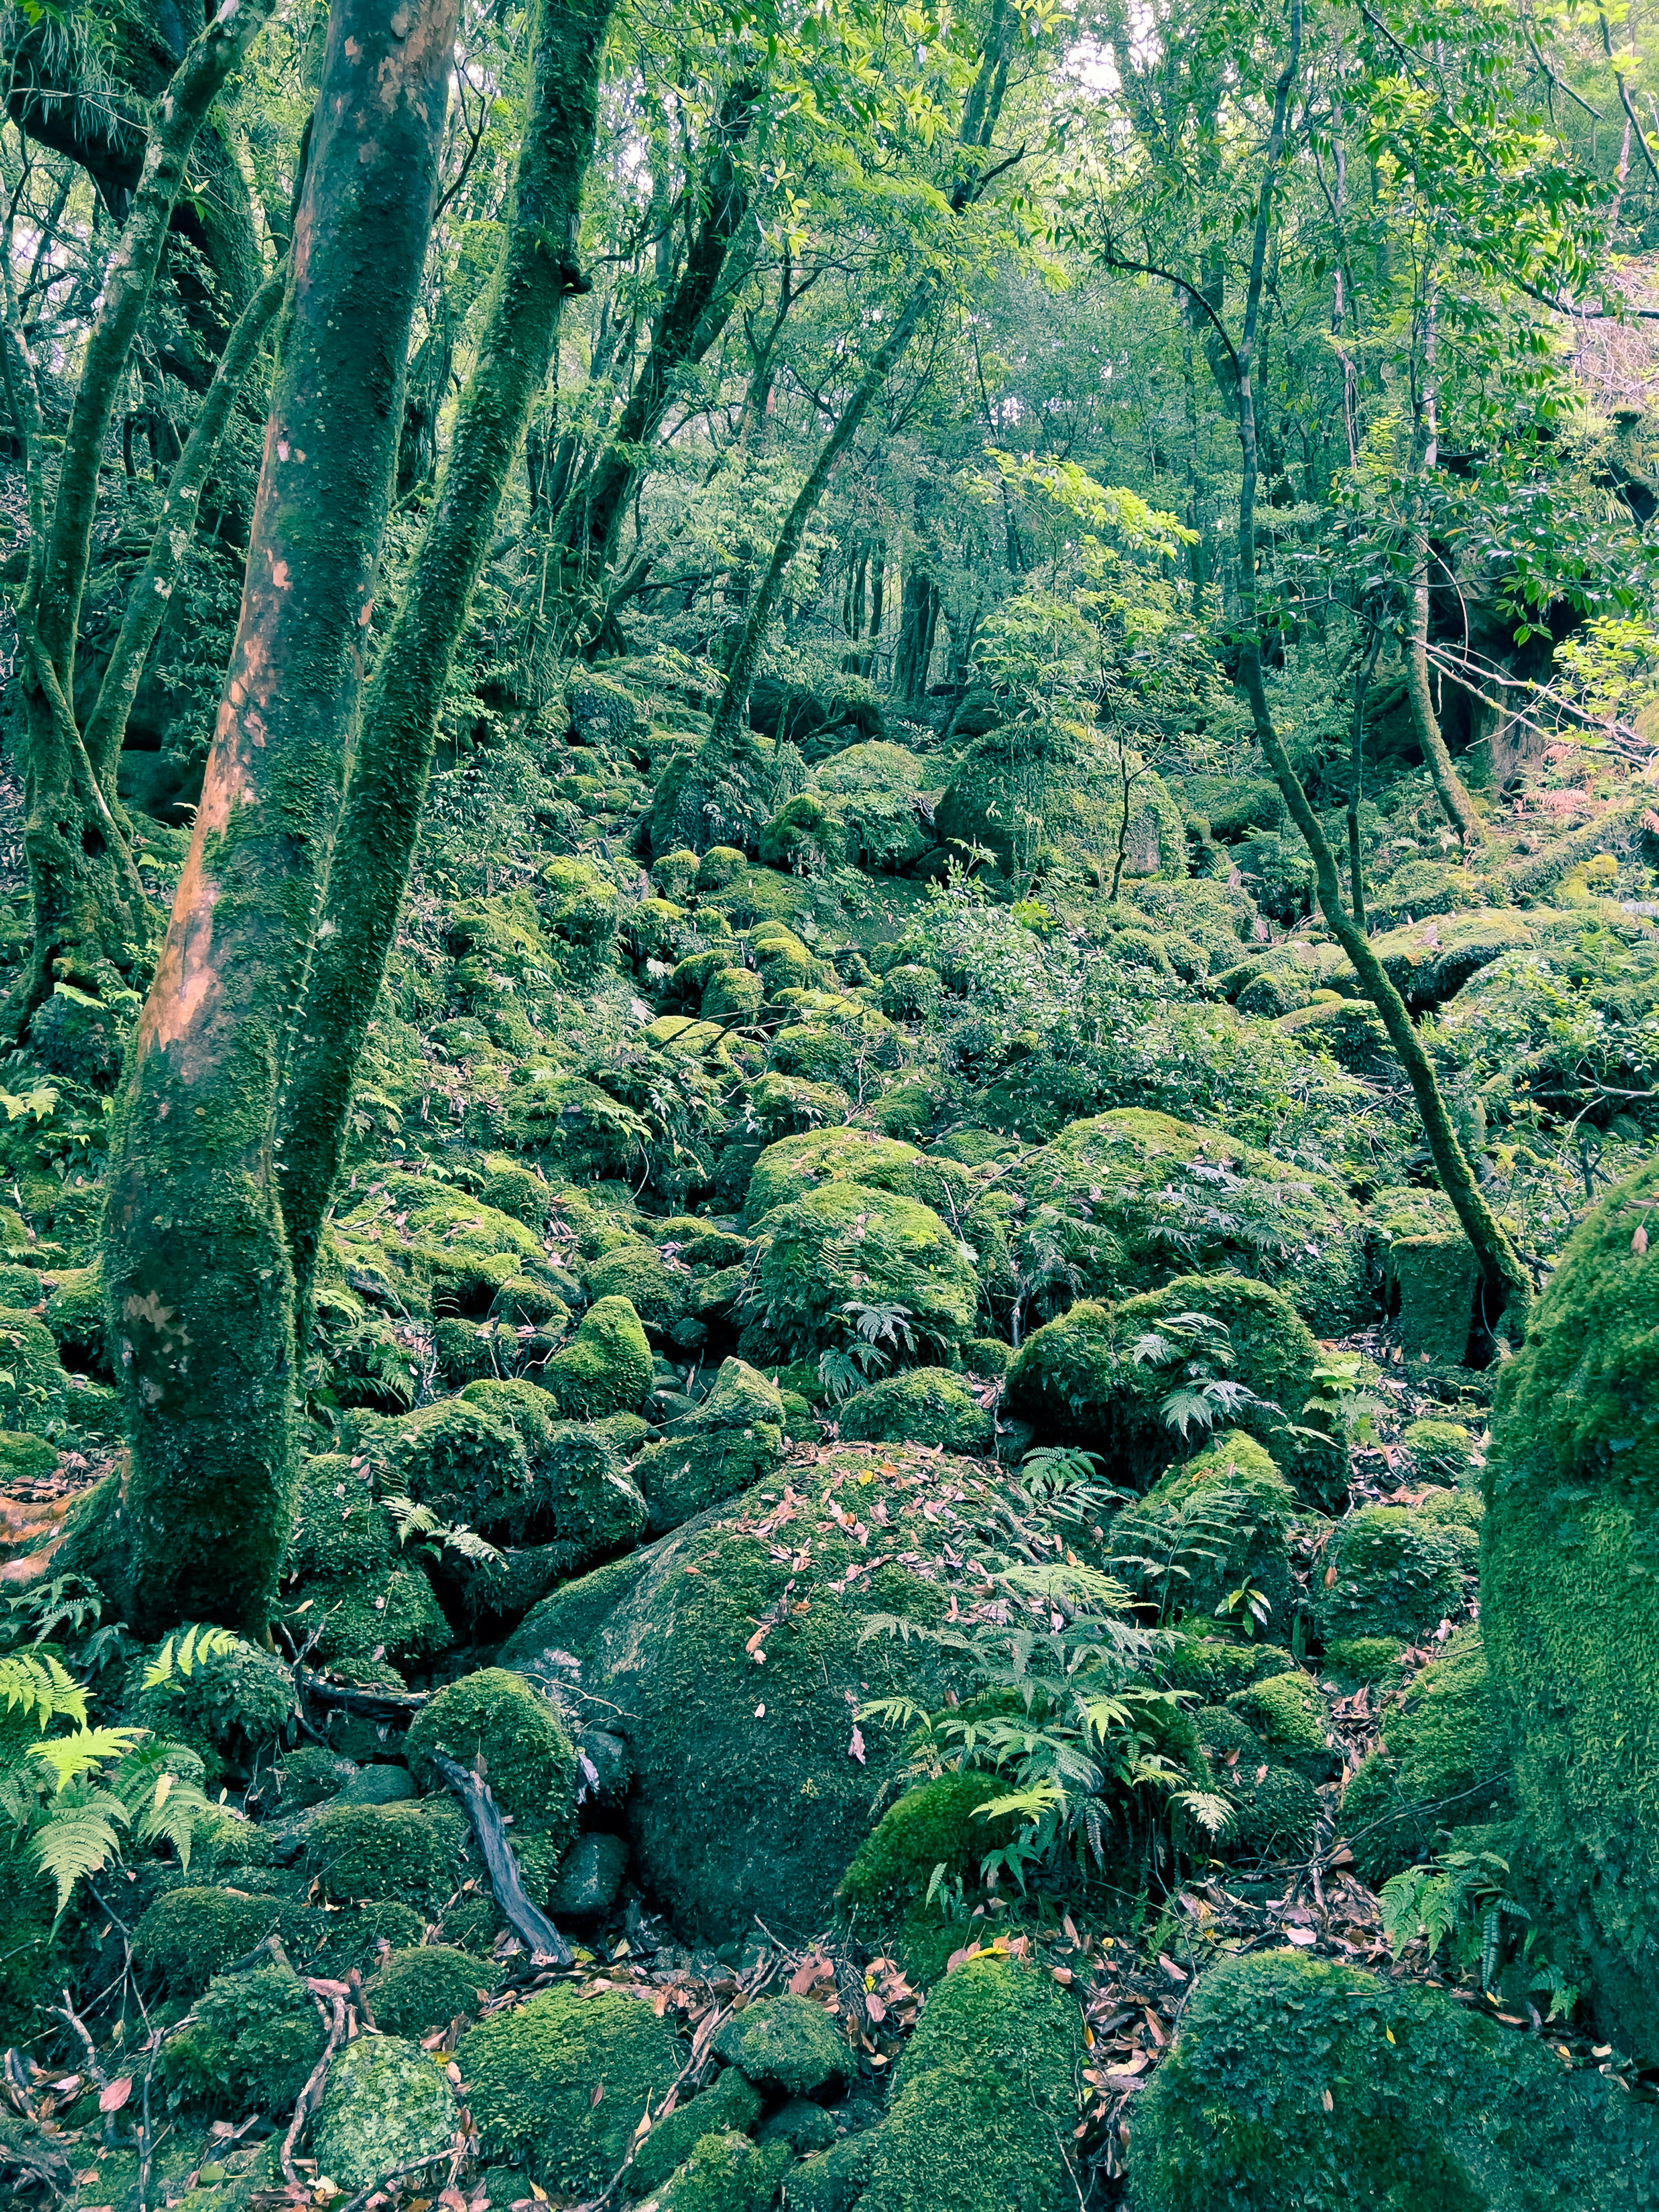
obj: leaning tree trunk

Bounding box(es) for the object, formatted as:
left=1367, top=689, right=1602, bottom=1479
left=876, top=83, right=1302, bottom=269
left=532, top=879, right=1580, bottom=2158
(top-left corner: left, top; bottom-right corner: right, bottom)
left=277, top=0, right=619, bottom=1328
left=97, top=0, right=458, bottom=1638
left=1226, top=0, right=1529, bottom=1341
left=3, top=0, right=279, bottom=1026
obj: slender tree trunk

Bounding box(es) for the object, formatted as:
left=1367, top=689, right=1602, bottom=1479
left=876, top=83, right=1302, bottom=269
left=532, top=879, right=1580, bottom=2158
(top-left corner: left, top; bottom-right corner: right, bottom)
left=1227, top=0, right=1529, bottom=1338
left=82, top=263, right=287, bottom=794
left=1404, top=292, right=1484, bottom=846
left=97, top=0, right=457, bottom=1637
left=277, top=0, right=617, bottom=1328
left=1348, top=628, right=1379, bottom=928
left=3, top=0, right=278, bottom=1023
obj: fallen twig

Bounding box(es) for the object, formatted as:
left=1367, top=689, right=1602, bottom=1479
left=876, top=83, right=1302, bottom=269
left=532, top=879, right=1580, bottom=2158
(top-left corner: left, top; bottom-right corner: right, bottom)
left=430, top=1750, right=573, bottom=1966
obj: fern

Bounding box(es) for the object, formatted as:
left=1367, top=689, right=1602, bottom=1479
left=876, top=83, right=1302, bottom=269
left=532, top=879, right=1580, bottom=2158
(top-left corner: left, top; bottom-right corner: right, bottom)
left=26, top=1726, right=146, bottom=1791
left=385, top=1494, right=504, bottom=1567
left=29, top=1786, right=129, bottom=1918
left=0, top=1652, right=89, bottom=1732
left=143, top=1624, right=241, bottom=1689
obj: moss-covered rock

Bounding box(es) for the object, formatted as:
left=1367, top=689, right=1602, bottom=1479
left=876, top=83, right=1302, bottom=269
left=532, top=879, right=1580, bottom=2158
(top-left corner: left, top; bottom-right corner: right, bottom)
left=1116, top=1429, right=1297, bottom=1623
left=1402, top=1417, right=1477, bottom=1484
left=526, top=1417, right=650, bottom=1563
left=306, top=1798, right=471, bottom=1912
left=132, top=1887, right=287, bottom=1998
left=550, top=1831, right=630, bottom=1920
left=742, top=1126, right=969, bottom=1228
left=362, top=1397, right=533, bottom=1535
left=125, top=1634, right=297, bottom=1784
left=405, top=1669, right=576, bottom=1845
left=1226, top=1670, right=1337, bottom=1781
left=625, top=2067, right=763, bottom=2200
left=1322, top=1635, right=1407, bottom=1686
left=1126, top=1946, right=1659, bottom=2210
left=365, top=1946, right=490, bottom=2038
left=545, top=1295, right=653, bottom=1419
left=311, top=2036, right=458, bottom=2191
left=1373, top=1189, right=1484, bottom=1366
left=160, top=1960, right=326, bottom=2114
left=858, top=1954, right=1084, bottom=2212
left=652, top=2129, right=791, bottom=2212
left=837, top=1771, right=1017, bottom=1977
left=1313, top=1504, right=1477, bottom=1642
left=1008, top=1274, right=1325, bottom=1497
left=584, top=1241, right=689, bottom=1331
left=711, top=1993, right=850, bottom=2100
left=459, top=1984, right=683, bottom=2194
left=0, top=1428, right=58, bottom=1481
left=1339, top=1629, right=1509, bottom=1886
left=509, top=1446, right=1045, bottom=1940
left=634, top=1358, right=785, bottom=1535
left=1005, top=1108, right=1368, bottom=1338
left=838, top=1369, right=994, bottom=1454
left=790, top=2133, right=879, bottom=2212
left=740, top=1180, right=978, bottom=1366
left=0, top=1304, right=67, bottom=1432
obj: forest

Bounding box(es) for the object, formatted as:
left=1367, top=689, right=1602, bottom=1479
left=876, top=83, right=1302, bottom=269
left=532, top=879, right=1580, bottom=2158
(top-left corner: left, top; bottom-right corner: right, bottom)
left=2, top=0, right=1659, bottom=2202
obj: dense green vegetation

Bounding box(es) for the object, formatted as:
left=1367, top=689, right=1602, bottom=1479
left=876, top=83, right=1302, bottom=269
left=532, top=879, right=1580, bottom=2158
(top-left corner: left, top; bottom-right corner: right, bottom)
left=3, top=0, right=1659, bottom=2203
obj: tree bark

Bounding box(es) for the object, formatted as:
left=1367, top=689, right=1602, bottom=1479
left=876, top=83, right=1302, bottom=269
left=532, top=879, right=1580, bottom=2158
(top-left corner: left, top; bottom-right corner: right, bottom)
left=275, top=0, right=617, bottom=1331
left=96, top=0, right=458, bottom=1638
left=1403, top=330, right=1484, bottom=848
left=6, top=0, right=279, bottom=1023
left=1226, top=0, right=1529, bottom=1340
left=82, top=262, right=288, bottom=795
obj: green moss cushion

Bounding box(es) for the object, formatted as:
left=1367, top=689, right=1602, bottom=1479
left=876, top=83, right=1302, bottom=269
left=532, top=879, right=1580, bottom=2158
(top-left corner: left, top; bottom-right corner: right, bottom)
left=311, top=2036, right=458, bottom=2190
left=404, top=1668, right=577, bottom=1846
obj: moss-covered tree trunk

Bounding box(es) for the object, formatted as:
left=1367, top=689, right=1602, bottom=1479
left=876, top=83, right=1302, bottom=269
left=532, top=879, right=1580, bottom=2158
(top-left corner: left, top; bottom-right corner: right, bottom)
left=4, top=0, right=279, bottom=1025
left=98, top=0, right=458, bottom=1637
left=277, top=0, right=618, bottom=1327
left=1226, top=0, right=1530, bottom=1341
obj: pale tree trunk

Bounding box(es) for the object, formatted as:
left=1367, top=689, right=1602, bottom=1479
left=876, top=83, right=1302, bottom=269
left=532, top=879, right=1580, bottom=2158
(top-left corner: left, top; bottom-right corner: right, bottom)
left=276, top=0, right=619, bottom=1330
left=97, top=0, right=458, bottom=1637
left=1404, top=291, right=1484, bottom=847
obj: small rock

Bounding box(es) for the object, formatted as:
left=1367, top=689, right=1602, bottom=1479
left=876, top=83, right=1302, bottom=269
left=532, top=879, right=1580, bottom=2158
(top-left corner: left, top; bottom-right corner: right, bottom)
left=311, top=2035, right=457, bottom=2191
left=712, top=1993, right=851, bottom=2101
left=550, top=1832, right=629, bottom=1921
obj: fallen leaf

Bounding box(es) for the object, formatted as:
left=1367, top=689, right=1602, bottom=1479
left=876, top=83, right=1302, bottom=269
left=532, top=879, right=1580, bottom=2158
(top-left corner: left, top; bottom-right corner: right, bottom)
left=590, top=2083, right=604, bottom=2108
left=848, top=1725, right=866, bottom=1764
left=99, top=2078, right=133, bottom=2114
left=1634, top=1224, right=1649, bottom=1256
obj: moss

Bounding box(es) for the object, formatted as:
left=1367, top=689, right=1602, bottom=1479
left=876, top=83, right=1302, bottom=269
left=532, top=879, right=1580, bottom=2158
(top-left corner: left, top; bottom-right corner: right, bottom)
left=1323, top=1635, right=1407, bottom=1685
left=652, top=2130, right=791, bottom=2212
left=859, top=1955, right=1085, bottom=2212
left=292, top=1564, right=454, bottom=1673
left=742, top=1126, right=969, bottom=1229
left=132, top=1887, right=286, bottom=1998
left=837, top=1771, right=1018, bottom=1970
left=0, top=1303, right=66, bottom=1432
left=1163, top=1630, right=1293, bottom=1703
left=1119, top=1429, right=1297, bottom=1621
left=566, top=1448, right=1045, bottom=1940
left=1312, top=1505, right=1476, bottom=1642
left=1372, top=1190, right=1485, bottom=1366
left=0, top=1428, right=57, bottom=1481
left=306, top=1798, right=472, bottom=1911
left=1126, top=1946, right=1659, bottom=2211
left=1223, top=1764, right=1319, bottom=1860
left=286, top=1455, right=393, bottom=1580
left=741, top=1181, right=978, bottom=1366
left=127, top=1635, right=297, bottom=1784
left=362, top=1397, right=532, bottom=1535
left=757, top=2098, right=838, bottom=2155
left=550, top=1831, right=630, bottom=1920
left=275, top=1746, right=359, bottom=1809
left=1006, top=1108, right=1367, bottom=1340
left=961, top=1336, right=1012, bottom=1378
left=339, top=1765, right=417, bottom=1805
left=584, top=1241, right=688, bottom=1330
left=627, top=2069, right=765, bottom=2199
left=43, top=1262, right=111, bottom=1380
left=292, top=1902, right=431, bottom=1979
left=545, top=1294, right=653, bottom=1419
left=1338, top=1629, right=1508, bottom=1886
left=313, top=2038, right=458, bottom=2190
left=459, top=1984, right=683, bottom=2195
left=160, top=1960, right=327, bottom=2115
left=1226, top=1671, right=1334, bottom=1779
left=711, top=1992, right=851, bottom=2099
left=1008, top=1274, right=1324, bottom=1497
left=633, top=1358, right=785, bottom=1535
left=838, top=1370, right=993, bottom=1455
left=790, top=2133, right=878, bottom=2212
left=530, top=1418, right=649, bottom=1562
left=1402, top=1417, right=1476, bottom=1484
left=405, top=1669, right=576, bottom=1845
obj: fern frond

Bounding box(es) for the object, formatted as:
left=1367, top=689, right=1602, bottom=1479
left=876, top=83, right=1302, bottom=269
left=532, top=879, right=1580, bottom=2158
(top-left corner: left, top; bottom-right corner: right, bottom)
left=1171, top=1789, right=1234, bottom=1839
left=29, top=1792, right=128, bottom=1916
left=0, top=1652, right=88, bottom=1732
left=26, top=1727, right=145, bottom=1791
left=143, top=1624, right=240, bottom=1689
left=385, top=1494, right=440, bottom=1545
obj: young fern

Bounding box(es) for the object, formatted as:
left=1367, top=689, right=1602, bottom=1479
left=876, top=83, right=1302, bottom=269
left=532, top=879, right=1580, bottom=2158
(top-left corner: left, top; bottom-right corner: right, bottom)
left=0, top=1651, right=89, bottom=1732
left=385, top=1494, right=505, bottom=1567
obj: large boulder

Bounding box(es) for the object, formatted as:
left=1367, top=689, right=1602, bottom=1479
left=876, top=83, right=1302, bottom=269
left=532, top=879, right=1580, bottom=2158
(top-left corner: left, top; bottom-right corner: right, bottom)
left=498, top=1444, right=1049, bottom=1942
left=737, top=1181, right=979, bottom=1367
left=633, top=1358, right=785, bottom=1534
left=1127, top=1948, right=1659, bottom=2209
left=1483, top=1156, right=1659, bottom=2060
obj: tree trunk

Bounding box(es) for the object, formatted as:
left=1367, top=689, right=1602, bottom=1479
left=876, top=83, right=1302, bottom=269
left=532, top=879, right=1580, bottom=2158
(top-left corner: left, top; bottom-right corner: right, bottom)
left=1404, top=297, right=1484, bottom=847
left=97, top=0, right=457, bottom=1638
left=4, top=0, right=279, bottom=1024
left=1225, top=0, right=1529, bottom=1341
left=277, top=0, right=618, bottom=1329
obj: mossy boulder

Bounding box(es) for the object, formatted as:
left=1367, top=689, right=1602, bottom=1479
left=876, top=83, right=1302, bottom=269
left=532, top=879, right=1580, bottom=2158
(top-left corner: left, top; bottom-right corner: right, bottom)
left=1322, top=1634, right=1407, bottom=1687
left=1402, top=1417, right=1477, bottom=1484
left=791, top=2134, right=879, bottom=2212
left=1339, top=1629, right=1509, bottom=1887
left=458, top=1984, right=683, bottom=2195
left=361, top=1397, right=533, bottom=1536
left=1127, top=1946, right=1659, bottom=2210
left=405, top=1669, right=577, bottom=1845
left=634, top=1357, right=785, bottom=1534
left=1008, top=1274, right=1325, bottom=1497
left=583, top=1240, right=688, bottom=1331
left=1007, top=1108, right=1368, bottom=1338
left=626, top=2069, right=764, bottom=2199
left=838, top=1369, right=993, bottom=1454
left=1115, top=1429, right=1297, bottom=1623
left=550, top=1831, right=630, bottom=1920
left=858, top=1954, right=1085, bottom=2212
left=43, top=1262, right=111, bottom=1382
left=132, top=1887, right=286, bottom=1998
left=0, top=1304, right=67, bottom=1432
left=740, top=1181, right=978, bottom=1366
left=0, top=1428, right=58, bottom=1481
left=306, top=1798, right=471, bottom=1912
left=1373, top=1189, right=1484, bottom=1367
left=1226, top=1670, right=1337, bottom=1782
left=936, top=718, right=1184, bottom=887
left=545, top=1295, right=653, bottom=1419
left=837, top=1771, right=1018, bottom=1978
left=365, top=1945, right=489, bottom=2038
left=742, top=1125, right=969, bottom=1228
left=160, top=1960, right=327, bottom=2114
left=312, top=2036, right=458, bottom=2190
left=503, top=1446, right=1048, bottom=1941
left=126, top=1634, right=297, bottom=1783
left=1313, top=1504, right=1477, bottom=1642
left=711, top=1992, right=850, bottom=2100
